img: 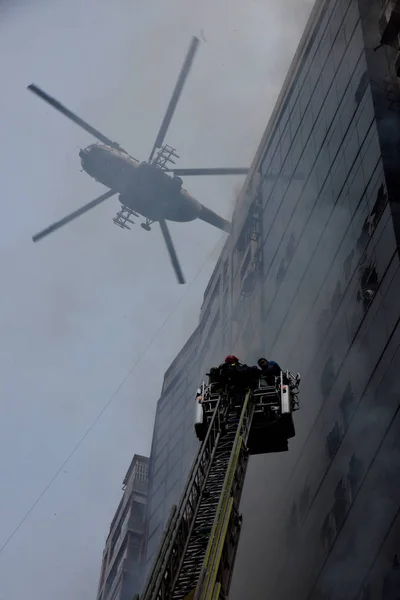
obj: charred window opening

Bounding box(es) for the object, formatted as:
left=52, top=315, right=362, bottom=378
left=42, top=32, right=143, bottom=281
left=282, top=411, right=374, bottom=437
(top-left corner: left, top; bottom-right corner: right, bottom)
left=275, top=233, right=296, bottom=284
left=235, top=203, right=261, bottom=252
left=356, top=184, right=388, bottom=253
left=370, top=183, right=388, bottom=226
left=320, top=356, right=336, bottom=400
left=326, top=421, right=342, bottom=460
left=357, top=262, right=379, bottom=309
left=356, top=216, right=374, bottom=253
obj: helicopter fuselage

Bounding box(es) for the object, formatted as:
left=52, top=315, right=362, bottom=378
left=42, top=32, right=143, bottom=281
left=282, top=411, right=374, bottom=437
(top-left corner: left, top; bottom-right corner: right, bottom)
left=79, top=144, right=201, bottom=222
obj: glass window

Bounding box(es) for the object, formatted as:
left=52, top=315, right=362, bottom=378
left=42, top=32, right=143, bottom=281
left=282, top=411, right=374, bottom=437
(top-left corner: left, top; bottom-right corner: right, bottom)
left=302, top=178, right=319, bottom=214
left=347, top=156, right=365, bottom=215
left=151, top=459, right=168, bottom=492
left=288, top=83, right=300, bottom=114
left=260, top=147, right=273, bottom=180
left=336, top=53, right=352, bottom=99
left=164, top=479, right=183, bottom=515
left=313, top=111, right=328, bottom=154
left=281, top=149, right=294, bottom=182
left=155, top=409, right=171, bottom=442
left=330, top=0, right=344, bottom=36
left=167, top=437, right=184, bottom=469
left=343, top=1, right=360, bottom=45
left=373, top=220, right=396, bottom=287
left=166, top=458, right=182, bottom=494
left=320, top=355, right=336, bottom=400
left=313, top=151, right=330, bottom=193
left=326, top=420, right=341, bottom=460
left=343, top=121, right=360, bottom=175
left=325, top=87, right=341, bottom=132
left=301, top=103, right=315, bottom=144
left=280, top=123, right=291, bottom=164
left=270, top=145, right=282, bottom=179
left=319, top=27, right=332, bottom=68
left=309, top=50, right=322, bottom=92
left=149, top=481, right=165, bottom=516
left=311, top=83, right=325, bottom=118
left=327, top=116, right=343, bottom=163
left=155, top=428, right=168, bottom=458
left=289, top=101, right=301, bottom=138
left=354, top=70, right=369, bottom=107
left=279, top=105, right=290, bottom=134
left=290, top=132, right=303, bottom=171
left=261, top=176, right=274, bottom=209
left=146, top=524, right=162, bottom=561
left=361, top=129, right=381, bottom=185
left=331, top=155, right=347, bottom=203
left=346, top=23, right=364, bottom=74
left=152, top=447, right=167, bottom=476
left=356, top=92, right=375, bottom=141
left=299, top=79, right=311, bottom=118
left=332, top=27, right=347, bottom=75
left=339, top=86, right=356, bottom=128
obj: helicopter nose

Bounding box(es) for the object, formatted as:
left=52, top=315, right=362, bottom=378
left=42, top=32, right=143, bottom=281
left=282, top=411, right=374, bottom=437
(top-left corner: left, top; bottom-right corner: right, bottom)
left=79, top=149, right=86, bottom=160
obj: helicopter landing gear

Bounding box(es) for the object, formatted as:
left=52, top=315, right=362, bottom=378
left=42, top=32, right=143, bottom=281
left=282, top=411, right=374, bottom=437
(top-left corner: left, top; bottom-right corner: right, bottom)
left=141, top=218, right=154, bottom=231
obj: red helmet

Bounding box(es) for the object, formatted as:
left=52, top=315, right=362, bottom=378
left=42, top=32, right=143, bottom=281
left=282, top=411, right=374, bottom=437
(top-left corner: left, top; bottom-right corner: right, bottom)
left=225, top=355, right=239, bottom=364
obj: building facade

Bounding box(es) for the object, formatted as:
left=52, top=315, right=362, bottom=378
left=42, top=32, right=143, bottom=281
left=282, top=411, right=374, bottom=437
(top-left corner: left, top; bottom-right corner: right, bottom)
left=96, top=455, right=149, bottom=600
left=143, top=0, right=400, bottom=598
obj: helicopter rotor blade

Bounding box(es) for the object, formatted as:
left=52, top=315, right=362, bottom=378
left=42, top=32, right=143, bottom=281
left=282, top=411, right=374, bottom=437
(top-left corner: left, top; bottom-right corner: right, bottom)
left=148, top=37, right=200, bottom=163
left=27, top=85, right=123, bottom=150
left=32, top=189, right=116, bottom=242
left=165, top=168, right=303, bottom=181
left=166, top=167, right=249, bottom=176
left=158, top=219, right=185, bottom=284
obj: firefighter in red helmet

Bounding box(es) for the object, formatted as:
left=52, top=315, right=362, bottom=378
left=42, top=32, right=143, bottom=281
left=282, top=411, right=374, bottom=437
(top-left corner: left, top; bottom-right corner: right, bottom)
left=224, top=355, right=240, bottom=365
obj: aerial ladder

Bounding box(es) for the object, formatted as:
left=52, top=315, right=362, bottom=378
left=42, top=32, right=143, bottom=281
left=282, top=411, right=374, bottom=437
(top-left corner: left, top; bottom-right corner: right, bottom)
left=136, top=369, right=300, bottom=600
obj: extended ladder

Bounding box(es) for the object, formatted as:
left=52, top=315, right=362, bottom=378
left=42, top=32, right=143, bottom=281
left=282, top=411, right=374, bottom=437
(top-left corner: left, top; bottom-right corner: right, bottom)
left=139, top=387, right=255, bottom=600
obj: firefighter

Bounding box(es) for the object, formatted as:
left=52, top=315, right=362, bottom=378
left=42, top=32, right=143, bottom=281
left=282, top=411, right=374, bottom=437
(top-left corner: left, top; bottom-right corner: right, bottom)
left=257, top=357, right=282, bottom=385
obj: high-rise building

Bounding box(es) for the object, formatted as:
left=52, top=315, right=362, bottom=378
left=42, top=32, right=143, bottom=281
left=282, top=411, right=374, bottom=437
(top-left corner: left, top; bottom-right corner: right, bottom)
left=143, top=0, right=400, bottom=597
left=96, top=455, right=149, bottom=600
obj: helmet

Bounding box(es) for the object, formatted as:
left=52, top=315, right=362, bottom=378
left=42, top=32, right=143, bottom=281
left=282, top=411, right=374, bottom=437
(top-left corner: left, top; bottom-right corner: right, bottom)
left=225, top=355, right=239, bottom=364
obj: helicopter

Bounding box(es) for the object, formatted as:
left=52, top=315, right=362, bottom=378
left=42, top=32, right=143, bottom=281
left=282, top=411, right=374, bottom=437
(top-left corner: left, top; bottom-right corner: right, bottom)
left=28, top=37, right=293, bottom=284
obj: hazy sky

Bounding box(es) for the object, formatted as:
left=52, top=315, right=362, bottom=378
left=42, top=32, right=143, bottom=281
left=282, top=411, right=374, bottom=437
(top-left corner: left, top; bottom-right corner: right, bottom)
left=0, top=1, right=313, bottom=598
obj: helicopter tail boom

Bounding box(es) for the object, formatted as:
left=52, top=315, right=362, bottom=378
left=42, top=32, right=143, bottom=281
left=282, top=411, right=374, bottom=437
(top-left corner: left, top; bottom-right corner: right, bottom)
left=198, top=204, right=231, bottom=234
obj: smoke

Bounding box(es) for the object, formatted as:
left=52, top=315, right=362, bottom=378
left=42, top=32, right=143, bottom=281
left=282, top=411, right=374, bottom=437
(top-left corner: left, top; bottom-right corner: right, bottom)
left=313, top=398, right=400, bottom=600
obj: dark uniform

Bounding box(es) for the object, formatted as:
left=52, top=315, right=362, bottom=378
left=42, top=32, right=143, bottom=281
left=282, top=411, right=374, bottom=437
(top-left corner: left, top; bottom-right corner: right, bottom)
left=207, top=356, right=260, bottom=396
left=257, top=357, right=282, bottom=385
